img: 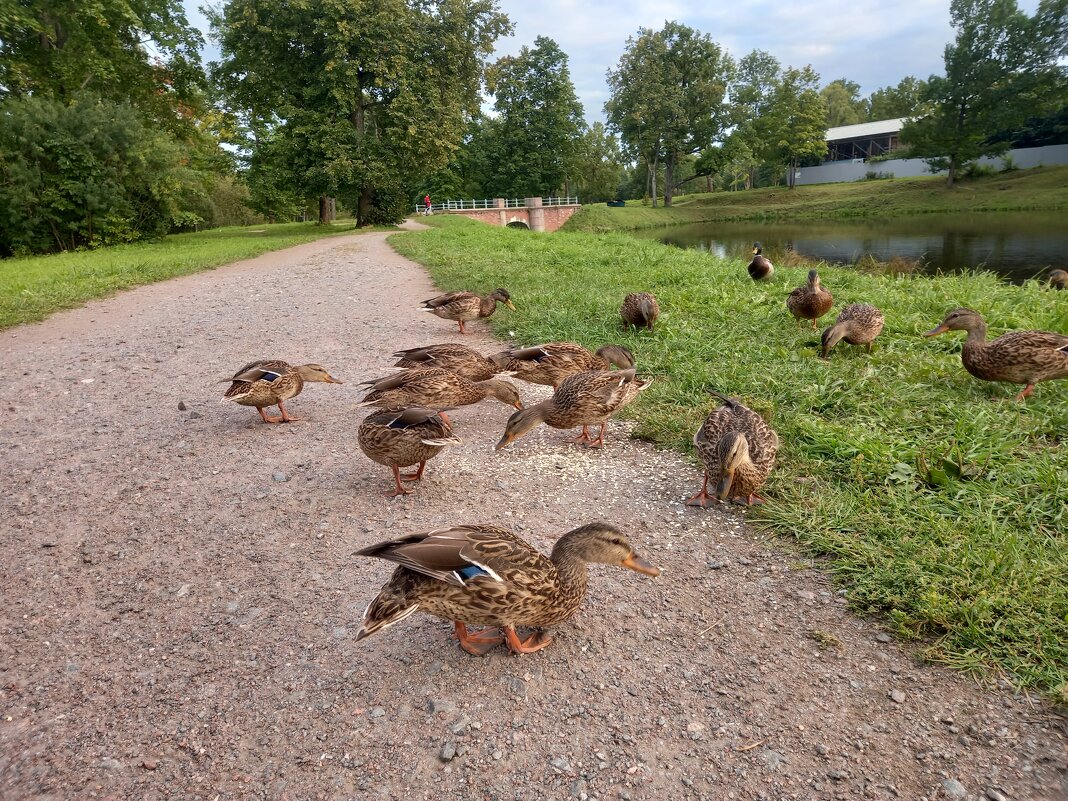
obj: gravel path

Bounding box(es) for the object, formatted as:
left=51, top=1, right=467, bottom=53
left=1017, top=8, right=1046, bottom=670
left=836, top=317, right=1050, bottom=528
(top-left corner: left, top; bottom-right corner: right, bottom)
left=1, top=225, right=1065, bottom=801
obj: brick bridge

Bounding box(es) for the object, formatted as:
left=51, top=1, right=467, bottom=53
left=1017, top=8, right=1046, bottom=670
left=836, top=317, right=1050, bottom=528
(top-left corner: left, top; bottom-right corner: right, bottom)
left=418, top=197, right=581, bottom=232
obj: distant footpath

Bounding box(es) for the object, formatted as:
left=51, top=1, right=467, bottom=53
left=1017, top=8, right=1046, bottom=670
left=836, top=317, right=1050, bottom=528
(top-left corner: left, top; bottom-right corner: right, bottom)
left=563, top=166, right=1068, bottom=233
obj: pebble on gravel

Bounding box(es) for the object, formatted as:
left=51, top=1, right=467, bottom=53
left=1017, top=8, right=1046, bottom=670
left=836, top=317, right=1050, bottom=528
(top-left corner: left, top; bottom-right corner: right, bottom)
left=177, top=400, right=187, bottom=411
left=142, top=758, right=158, bottom=771
left=439, top=741, right=457, bottom=762
left=272, top=471, right=288, bottom=482
left=984, top=789, right=1008, bottom=801
left=889, top=689, right=907, bottom=704
left=942, top=778, right=967, bottom=799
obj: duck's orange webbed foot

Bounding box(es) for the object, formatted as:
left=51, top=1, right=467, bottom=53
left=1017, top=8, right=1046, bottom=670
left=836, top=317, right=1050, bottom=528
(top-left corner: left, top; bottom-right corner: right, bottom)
left=454, top=622, right=504, bottom=656
left=388, top=467, right=413, bottom=497
left=257, top=407, right=283, bottom=424
left=277, top=400, right=304, bottom=422
left=400, top=461, right=427, bottom=481
left=686, top=474, right=717, bottom=507
left=504, top=627, right=553, bottom=654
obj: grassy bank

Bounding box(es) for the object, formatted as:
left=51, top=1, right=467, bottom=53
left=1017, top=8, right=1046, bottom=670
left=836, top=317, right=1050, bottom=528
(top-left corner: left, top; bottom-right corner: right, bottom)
left=392, top=216, right=1068, bottom=700
left=565, top=166, right=1068, bottom=232
left=0, top=221, right=368, bottom=329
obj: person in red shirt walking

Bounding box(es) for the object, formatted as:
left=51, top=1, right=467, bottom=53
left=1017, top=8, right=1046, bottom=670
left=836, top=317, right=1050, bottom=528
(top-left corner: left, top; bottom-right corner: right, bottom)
left=423, top=194, right=432, bottom=216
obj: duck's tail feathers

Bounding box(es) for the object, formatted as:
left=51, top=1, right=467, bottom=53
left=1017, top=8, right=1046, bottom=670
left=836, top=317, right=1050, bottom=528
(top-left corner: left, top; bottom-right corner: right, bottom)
left=354, top=597, right=420, bottom=643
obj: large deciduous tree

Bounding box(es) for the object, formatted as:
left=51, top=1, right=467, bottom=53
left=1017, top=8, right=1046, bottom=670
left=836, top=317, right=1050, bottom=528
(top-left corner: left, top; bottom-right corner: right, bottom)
left=867, top=76, right=929, bottom=120
left=821, top=78, right=868, bottom=127
left=571, top=122, right=625, bottom=202
left=901, top=0, right=1068, bottom=186
left=606, top=22, right=733, bottom=206
left=210, top=0, right=510, bottom=224
left=484, top=36, right=585, bottom=198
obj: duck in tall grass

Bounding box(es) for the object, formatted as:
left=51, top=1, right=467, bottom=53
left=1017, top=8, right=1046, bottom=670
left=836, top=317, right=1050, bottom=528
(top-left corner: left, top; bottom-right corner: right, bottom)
left=923, top=308, right=1068, bottom=401
left=621, top=292, right=660, bottom=331
left=1048, top=269, right=1067, bottom=290
left=495, top=368, right=651, bottom=450
left=787, top=269, right=834, bottom=329
left=747, top=243, right=774, bottom=281
left=356, top=368, right=523, bottom=411
left=491, top=343, right=634, bottom=387
left=820, top=303, right=885, bottom=358
left=354, top=522, right=659, bottom=655
left=420, top=289, right=515, bottom=334
left=688, top=392, right=778, bottom=507
left=222, top=360, right=342, bottom=423
left=393, top=343, right=502, bottom=382
left=357, top=407, right=462, bottom=497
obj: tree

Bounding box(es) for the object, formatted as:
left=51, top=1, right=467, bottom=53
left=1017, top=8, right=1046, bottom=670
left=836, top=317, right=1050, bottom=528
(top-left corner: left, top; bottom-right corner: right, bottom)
left=210, top=0, right=510, bottom=224
left=867, top=76, right=929, bottom=120
left=821, top=78, right=868, bottom=127
left=729, top=50, right=782, bottom=188
left=605, top=22, right=733, bottom=206
left=761, top=66, right=828, bottom=188
left=484, top=37, right=585, bottom=197
left=571, top=122, right=625, bottom=202
left=901, top=0, right=1068, bottom=186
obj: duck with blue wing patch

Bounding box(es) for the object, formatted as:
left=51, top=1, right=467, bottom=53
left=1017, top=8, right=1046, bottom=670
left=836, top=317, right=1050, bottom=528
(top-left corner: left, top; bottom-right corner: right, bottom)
left=354, top=522, right=659, bottom=656
left=222, top=359, right=342, bottom=423
left=357, top=406, right=462, bottom=497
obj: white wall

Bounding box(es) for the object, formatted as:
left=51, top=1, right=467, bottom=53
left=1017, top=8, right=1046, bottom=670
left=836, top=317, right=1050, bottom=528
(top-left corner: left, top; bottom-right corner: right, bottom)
left=793, top=144, right=1068, bottom=186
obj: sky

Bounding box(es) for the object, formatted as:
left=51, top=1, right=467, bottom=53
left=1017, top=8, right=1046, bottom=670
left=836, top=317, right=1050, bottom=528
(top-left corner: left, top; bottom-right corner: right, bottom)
left=185, top=0, right=1044, bottom=123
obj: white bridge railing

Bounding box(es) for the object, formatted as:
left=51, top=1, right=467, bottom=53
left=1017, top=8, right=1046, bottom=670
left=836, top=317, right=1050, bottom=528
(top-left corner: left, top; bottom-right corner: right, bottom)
left=414, top=196, right=579, bottom=214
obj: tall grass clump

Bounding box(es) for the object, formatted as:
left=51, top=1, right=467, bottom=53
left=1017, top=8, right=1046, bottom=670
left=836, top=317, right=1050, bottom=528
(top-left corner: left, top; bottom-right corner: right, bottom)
left=0, top=221, right=366, bottom=329
left=393, top=216, right=1068, bottom=700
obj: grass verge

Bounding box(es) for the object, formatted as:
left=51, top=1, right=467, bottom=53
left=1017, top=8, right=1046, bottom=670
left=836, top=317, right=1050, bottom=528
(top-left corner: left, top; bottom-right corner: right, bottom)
left=564, top=166, right=1068, bottom=232
left=392, top=216, right=1068, bottom=701
left=0, top=221, right=374, bottom=329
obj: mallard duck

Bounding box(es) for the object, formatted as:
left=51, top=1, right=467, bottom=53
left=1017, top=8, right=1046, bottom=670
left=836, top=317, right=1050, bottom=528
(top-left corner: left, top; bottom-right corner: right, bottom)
left=420, top=289, right=515, bottom=334
left=748, top=243, right=774, bottom=281
left=222, top=360, right=342, bottom=423
left=495, top=368, right=651, bottom=450
left=688, top=392, right=778, bottom=507
left=821, top=303, right=885, bottom=357
left=787, top=269, right=833, bottom=329
left=358, top=407, right=462, bottom=497
left=393, top=343, right=501, bottom=382
left=924, top=308, right=1068, bottom=400
left=621, top=292, right=660, bottom=331
left=354, top=522, right=659, bottom=655
left=1048, top=269, right=1067, bottom=290
left=489, top=343, right=634, bottom=387
left=356, top=368, right=522, bottom=410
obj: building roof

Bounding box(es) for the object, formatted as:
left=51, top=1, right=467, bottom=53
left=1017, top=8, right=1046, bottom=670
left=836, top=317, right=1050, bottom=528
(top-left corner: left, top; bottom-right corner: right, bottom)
left=825, top=118, right=908, bottom=142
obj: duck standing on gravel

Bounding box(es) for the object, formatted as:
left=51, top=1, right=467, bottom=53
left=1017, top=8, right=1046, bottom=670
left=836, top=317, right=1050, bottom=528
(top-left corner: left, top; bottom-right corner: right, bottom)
left=356, top=368, right=523, bottom=411
left=495, top=368, right=651, bottom=450
left=357, top=407, right=462, bottom=497
left=923, top=308, right=1068, bottom=401
left=222, top=360, right=342, bottom=423
left=747, top=243, right=775, bottom=281
left=490, top=342, right=634, bottom=387
left=688, top=392, right=779, bottom=507
left=354, top=522, right=659, bottom=655
left=787, top=269, right=834, bottom=329
left=821, top=303, right=885, bottom=358
left=620, top=292, right=660, bottom=331
left=392, top=343, right=502, bottom=382
left=420, top=289, right=515, bottom=334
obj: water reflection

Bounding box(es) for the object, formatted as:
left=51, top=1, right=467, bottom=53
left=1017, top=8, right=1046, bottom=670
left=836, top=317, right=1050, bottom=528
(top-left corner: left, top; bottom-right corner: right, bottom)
left=634, top=212, right=1068, bottom=283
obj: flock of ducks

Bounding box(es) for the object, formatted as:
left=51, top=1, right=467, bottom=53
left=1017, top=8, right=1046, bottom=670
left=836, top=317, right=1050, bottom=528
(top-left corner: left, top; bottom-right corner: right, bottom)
left=219, top=253, right=1067, bottom=656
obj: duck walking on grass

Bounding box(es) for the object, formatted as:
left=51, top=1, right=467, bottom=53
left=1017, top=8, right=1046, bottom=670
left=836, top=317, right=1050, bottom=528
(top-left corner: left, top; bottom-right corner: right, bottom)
left=688, top=392, right=778, bottom=507
left=393, top=343, right=502, bottom=382
left=924, top=308, right=1068, bottom=401
left=495, top=368, right=651, bottom=450
left=1048, top=269, right=1067, bottom=290
left=356, top=368, right=523, bottom=411
left=357, top=407, right=461, bottom=497
left=420, top=289, right=515, bottom=334
left=748, top=243, right=775, bottom=281
left=621, top=292, right=660, bottom=331
left=821, top=303, right=885, bottom=358
left=354, top=522, right=659, bottom=655
left=787, top=269, right=834, bottom=329
left=222, top=360, right=342, bottom=423
left=490, top=342, right=634, bottom=387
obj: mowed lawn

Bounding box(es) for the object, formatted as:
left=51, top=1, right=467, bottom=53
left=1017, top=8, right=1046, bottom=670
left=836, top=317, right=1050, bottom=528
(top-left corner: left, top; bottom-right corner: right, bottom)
left=0, top=221, right=364, bottom=329
left=392, top=216, right=1068, bottom=700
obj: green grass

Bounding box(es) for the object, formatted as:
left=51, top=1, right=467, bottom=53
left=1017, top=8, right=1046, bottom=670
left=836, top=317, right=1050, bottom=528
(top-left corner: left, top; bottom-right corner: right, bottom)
left=393, top=216, right=1068, bottom=701
left=565, top=166, right=1068, bottom=232
left=0, top=221, right=374, bottom=329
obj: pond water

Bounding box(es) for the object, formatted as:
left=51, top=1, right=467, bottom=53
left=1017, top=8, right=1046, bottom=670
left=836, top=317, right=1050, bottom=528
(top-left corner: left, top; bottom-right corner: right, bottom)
left=633, top=211, right=1068, bottom=283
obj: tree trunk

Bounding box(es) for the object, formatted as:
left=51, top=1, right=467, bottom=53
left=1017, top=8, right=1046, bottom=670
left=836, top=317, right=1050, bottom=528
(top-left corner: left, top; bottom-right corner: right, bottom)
left=946, top=157, right=957, bottom=187
left=318, top=195, right=330, bottom=224
left=356, top=185, right=372, bottom=226
left=649, top=156, right=658, bottom=208
left=663, top=153, right=675, bottom=207
left=706, top=175, right=713, bottom=193
left=787, top=159, right=796, bottom=189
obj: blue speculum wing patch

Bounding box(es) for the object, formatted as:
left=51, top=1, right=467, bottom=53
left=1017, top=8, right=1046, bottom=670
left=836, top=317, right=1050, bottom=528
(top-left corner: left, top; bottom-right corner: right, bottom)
left=456, top=564, right=488, bottom=581
left=260, top=371, right=283, bottom=382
